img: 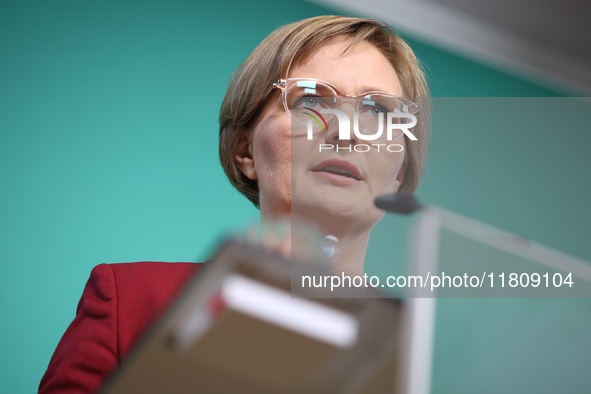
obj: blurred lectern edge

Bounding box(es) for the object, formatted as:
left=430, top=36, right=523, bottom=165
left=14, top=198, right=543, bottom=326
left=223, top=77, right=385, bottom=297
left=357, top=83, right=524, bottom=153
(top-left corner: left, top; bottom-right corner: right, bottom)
left=99, top=238, right=412, bottom=394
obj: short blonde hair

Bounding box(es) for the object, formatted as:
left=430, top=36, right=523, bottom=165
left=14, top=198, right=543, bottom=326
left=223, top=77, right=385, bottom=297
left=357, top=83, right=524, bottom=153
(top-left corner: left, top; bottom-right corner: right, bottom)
left=219, top=15, right=430, bottom=208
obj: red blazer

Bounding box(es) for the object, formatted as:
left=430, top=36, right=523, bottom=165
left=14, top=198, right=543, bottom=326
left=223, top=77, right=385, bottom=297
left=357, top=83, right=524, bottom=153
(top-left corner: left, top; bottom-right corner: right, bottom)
left=39, top=262, right=202, bottom=394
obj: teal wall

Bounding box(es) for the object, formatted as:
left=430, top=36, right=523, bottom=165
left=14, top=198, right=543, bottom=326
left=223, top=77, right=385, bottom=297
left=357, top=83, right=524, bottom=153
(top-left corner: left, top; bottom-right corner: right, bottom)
left=1, top=0, right=588, bottom=393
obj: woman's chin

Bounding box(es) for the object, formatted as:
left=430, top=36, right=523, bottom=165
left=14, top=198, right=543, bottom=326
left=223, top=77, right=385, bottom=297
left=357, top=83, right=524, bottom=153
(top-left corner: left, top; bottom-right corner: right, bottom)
left=291, top=195, right=379, bottom=232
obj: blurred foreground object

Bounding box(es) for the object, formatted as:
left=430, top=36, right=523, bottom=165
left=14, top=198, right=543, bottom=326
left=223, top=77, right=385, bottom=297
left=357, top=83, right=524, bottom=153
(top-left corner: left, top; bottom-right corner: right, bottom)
left=100, top=239, right=409, bottom=394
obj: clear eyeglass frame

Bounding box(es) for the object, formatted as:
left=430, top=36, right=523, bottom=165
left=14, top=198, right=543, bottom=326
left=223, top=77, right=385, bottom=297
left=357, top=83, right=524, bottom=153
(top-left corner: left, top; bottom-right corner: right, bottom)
left=272, top=77, right=419, bottom=118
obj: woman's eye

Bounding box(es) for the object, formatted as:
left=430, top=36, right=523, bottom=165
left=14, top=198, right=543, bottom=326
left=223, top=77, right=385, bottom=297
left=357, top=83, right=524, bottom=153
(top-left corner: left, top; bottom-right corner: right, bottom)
left=293, top=96, right=321, bottom=109
left=363, top=105, right=388, bottom=117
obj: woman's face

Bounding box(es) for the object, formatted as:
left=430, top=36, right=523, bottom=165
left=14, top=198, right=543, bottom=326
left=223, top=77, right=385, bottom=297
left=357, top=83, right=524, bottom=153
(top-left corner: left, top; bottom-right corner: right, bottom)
left=239, top=37, right=406, bottom=233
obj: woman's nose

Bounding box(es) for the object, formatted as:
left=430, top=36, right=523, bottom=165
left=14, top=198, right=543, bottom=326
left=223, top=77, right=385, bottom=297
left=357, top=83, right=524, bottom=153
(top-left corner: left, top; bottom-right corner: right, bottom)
left=324, top=101, right=361, bottom=146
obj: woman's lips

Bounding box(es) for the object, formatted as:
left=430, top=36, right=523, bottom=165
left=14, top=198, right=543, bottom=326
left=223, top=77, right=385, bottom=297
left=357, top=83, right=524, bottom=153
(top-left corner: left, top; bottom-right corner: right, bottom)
left=310, top=159, right=363, bottom=185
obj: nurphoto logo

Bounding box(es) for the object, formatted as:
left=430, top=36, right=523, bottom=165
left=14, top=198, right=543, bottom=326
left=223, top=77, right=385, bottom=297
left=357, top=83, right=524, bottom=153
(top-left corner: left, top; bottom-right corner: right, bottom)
left=302, top=107, right=418, bottom=153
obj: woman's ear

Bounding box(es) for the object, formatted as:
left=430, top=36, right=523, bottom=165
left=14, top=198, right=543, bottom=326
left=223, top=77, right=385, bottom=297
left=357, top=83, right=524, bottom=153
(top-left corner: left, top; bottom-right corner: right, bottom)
left=235, top=130, right=257, bottom=180
left=393, top=161, right=406, bottom=193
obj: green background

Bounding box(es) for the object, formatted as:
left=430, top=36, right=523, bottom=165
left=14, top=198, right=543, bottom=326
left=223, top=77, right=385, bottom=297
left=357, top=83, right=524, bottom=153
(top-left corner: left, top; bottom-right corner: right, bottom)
left=1, top=0, right=589, bottom=392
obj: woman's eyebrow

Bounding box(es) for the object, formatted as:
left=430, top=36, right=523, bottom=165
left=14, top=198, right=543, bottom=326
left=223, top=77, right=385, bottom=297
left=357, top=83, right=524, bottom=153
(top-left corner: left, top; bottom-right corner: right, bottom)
left=357, top=85, right=390, bottom=93
left=340, top=85, right=399, bottom=95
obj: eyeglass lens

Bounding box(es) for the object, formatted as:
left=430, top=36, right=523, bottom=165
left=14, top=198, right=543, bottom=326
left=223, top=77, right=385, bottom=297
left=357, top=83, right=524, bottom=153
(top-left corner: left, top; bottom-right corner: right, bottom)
left=286, top=80, right=413, bottom=139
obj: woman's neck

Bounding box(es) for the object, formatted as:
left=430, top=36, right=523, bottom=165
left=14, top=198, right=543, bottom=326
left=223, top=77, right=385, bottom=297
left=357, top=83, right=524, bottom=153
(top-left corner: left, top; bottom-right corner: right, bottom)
left=326, top=228, right=371, bottom=277
left=259, top=212, right=372, bottom=276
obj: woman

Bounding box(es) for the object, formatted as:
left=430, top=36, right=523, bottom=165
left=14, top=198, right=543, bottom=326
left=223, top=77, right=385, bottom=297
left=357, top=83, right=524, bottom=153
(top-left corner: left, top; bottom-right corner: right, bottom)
left=39, top=15, right=429, bottom=393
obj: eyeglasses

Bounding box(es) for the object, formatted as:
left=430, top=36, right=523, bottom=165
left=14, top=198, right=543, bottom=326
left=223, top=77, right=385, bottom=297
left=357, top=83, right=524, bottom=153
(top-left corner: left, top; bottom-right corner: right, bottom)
left=272, top=78, right=418, bottom=137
